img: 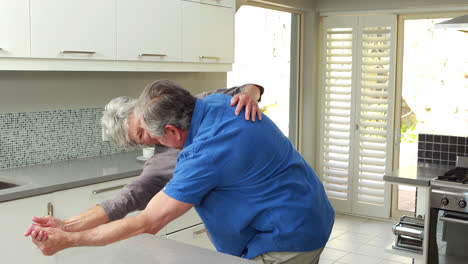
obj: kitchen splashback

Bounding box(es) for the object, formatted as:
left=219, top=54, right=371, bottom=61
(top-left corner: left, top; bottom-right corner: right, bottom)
left=418, top=134, right=468, bottom=166
left=0, top=108, right=132, bottom=169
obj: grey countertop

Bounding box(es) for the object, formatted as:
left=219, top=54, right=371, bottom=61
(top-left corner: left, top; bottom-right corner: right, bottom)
left=55, top=234, right=254, bottom=264
left=0, top=151, right=144, bottom=202
left=383, top=163, right=454, bottom=187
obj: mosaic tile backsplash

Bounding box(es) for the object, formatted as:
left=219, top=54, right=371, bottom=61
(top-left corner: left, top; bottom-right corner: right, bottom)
left=0, top=108, right=131, bottom=169
left=418, top=134, right=468, bottom=166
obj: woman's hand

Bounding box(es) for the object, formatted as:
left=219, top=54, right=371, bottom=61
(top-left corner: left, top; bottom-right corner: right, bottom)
left=231, top=92, right=262, bottom=122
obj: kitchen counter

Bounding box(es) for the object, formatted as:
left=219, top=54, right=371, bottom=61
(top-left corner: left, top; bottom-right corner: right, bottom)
left=0, top=151, right=143, bottom=202
left=55, top=234, right=254, bottom=264
left=383, top=163, right=454, bottom=186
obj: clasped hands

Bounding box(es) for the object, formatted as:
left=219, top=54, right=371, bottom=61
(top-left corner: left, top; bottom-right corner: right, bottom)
left=24, top=216, right=73, bottom=256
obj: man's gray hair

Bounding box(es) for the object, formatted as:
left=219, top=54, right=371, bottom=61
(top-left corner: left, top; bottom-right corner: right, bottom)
left=101, top=96, right=138, bottom=148
left=136, top=80, right=197, bottom=137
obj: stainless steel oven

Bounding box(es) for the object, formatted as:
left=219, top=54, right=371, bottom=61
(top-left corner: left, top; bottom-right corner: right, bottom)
left=428, top=168, right=468, bottom=264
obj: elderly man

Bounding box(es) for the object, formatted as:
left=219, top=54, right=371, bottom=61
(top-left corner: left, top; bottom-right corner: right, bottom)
left=26, top=80, right=334, bottom=264
left=24, top=83, right=263, bottom=241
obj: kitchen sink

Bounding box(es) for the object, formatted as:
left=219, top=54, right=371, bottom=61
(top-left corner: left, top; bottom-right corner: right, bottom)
left=0, top=181, right=20, bottom=190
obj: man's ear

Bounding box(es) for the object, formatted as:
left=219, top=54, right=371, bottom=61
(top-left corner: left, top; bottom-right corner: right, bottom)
left=164, top=125, right=181, bottom=140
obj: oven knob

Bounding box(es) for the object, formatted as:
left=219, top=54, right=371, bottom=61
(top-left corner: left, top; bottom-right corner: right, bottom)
left=459, top=200, right=467, bottom=208
left=441, top=198, right=449, bottom=206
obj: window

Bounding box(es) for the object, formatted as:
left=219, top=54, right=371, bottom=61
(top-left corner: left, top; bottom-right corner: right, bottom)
left=227, top=5, right=301, bottom=146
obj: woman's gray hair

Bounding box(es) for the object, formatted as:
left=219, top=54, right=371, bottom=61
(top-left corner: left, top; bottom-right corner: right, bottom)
left=101, top=96, right=138, bottom=148
left=136, top=80, right=197, bottom=137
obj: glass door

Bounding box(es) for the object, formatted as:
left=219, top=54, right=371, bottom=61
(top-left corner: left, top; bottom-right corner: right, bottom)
left=227, top=5, right=301, bottom=147
left=392, top=13, right=468, bottom=218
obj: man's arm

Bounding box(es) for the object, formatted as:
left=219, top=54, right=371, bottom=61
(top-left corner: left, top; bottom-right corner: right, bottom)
left=28, top=192, right=192, bottom=256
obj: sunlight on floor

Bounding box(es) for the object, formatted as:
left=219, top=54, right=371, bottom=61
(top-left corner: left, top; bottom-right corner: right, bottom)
left=320, top=214, right=413, bottom=264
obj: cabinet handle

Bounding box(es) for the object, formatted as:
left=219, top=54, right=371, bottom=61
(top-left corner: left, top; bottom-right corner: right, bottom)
left=92, top=184, right=126, bottom=195
left=47, top=202, right=54, bottom=217
left=139, top=53, right=167, bottom=57
left=61, top=50, right=96, bottom=54
left=199, top=56, right=220, bottom=60
left=193, top=228, right=207, bottom=235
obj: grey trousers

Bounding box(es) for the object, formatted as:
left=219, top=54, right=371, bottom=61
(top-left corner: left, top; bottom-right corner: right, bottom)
left=251, top=246, right=325, bottom=264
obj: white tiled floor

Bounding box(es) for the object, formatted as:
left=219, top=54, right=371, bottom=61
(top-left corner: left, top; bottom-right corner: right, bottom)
left=319, top=214, right=414, bottom=264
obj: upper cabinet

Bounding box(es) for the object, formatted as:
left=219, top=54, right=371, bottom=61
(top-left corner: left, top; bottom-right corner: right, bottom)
left=0, top=0, right=235, bottom=71
left=182, top=1, right=234, bottom=63
left=0, top=0, right=30, bottom=58
left=116, top=0, right=181, bottom=62
left=30, top=0, right=116, bottom=60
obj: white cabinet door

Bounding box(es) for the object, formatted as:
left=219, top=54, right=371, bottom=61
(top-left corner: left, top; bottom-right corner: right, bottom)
left=30, top=0, right=115, bottom=60
left=0, top=0, right=30, bottom=57
left=0, top=195, right=54, bottom=264
left=52, top=177, right=137, bottom=219
left=181, top=1, right=234, bottom=63
left=166, top=207, right=202, bottom=234
left=200, top=0, right=235, bottom=8
left=167, top=223, right=216, bottom=251
left=116, top=0, right=181, bottom=62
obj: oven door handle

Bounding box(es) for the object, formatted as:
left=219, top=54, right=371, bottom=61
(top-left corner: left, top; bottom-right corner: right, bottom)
left=440, top=213, right=468, bottom=226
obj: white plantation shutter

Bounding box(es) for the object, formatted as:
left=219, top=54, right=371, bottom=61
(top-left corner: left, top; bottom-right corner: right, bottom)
left=321, top=17, right=354, bottom=205
left=320, top=15, right=396, bottom=218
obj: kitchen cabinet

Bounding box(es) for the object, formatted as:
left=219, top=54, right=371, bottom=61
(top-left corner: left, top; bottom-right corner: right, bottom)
left=52, top=177, right=138, bottom=217
left=167, top=223, right=215, bottom=251
left=0, top=0, right=234, bottom=71
left=0, top=0, right=30, bottom=57
left=0, top=194, right=54, bottom=264
left=30, top=0, right=116, bottom=60
left=181, top=0, right=234, bottom=63
left=200, top=0, right=235, bottom=8
left=166, top=207, right=202, bottom=234
left=116, top=0, right=181, bottom=62
left=166, top=208, right=215, bottom=250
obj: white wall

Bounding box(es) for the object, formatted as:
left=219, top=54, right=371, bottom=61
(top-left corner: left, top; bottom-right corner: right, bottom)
left=317, top=0, right=468, bottom=12
left=0, top=72, right=226, bottom=113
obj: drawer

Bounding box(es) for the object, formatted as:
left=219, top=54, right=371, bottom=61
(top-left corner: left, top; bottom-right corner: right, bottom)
left=166, top=223, right=215, bottom=251
left=200, top=0, right=234, bottom=8
left=183, top=0, right=234, bottom=8
left=166, top=207, right=202, bottom=233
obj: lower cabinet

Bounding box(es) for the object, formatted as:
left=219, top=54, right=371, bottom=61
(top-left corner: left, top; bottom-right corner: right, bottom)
left=167, top=223, right=216, bottom=251
left=0, top=176, right=214, bottom=264
left=0, top=194, right=54, bottom=264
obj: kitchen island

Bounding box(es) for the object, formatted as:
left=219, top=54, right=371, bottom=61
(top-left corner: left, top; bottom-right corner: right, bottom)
left=384, top=163, right=454, bottom=264
left=55, top=234, right=254, bottom=264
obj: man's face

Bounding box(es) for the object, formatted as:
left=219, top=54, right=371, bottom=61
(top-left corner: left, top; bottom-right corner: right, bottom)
left=127, top=110, right=160, bottom=146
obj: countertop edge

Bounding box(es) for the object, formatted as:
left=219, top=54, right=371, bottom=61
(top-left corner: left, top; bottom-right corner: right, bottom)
left=383, top=175, right=431, bottom=187
left=0, top=169, right=142, bottom=203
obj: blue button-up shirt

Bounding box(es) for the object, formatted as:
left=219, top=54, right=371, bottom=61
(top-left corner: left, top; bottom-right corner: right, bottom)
left=163, top=94, right=335, bottom=259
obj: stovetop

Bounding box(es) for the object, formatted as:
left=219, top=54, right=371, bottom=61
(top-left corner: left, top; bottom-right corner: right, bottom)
left=431, top=167, right=468, bottom=212
left=435, top=167, right=468, bottom=184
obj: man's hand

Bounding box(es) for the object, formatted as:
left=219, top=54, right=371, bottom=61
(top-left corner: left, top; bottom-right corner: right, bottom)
left=24, top=216, right=65, bottom=242
left=231, top=92, right=262, bottom=122
left=27, top=226, right=74, bottom=256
